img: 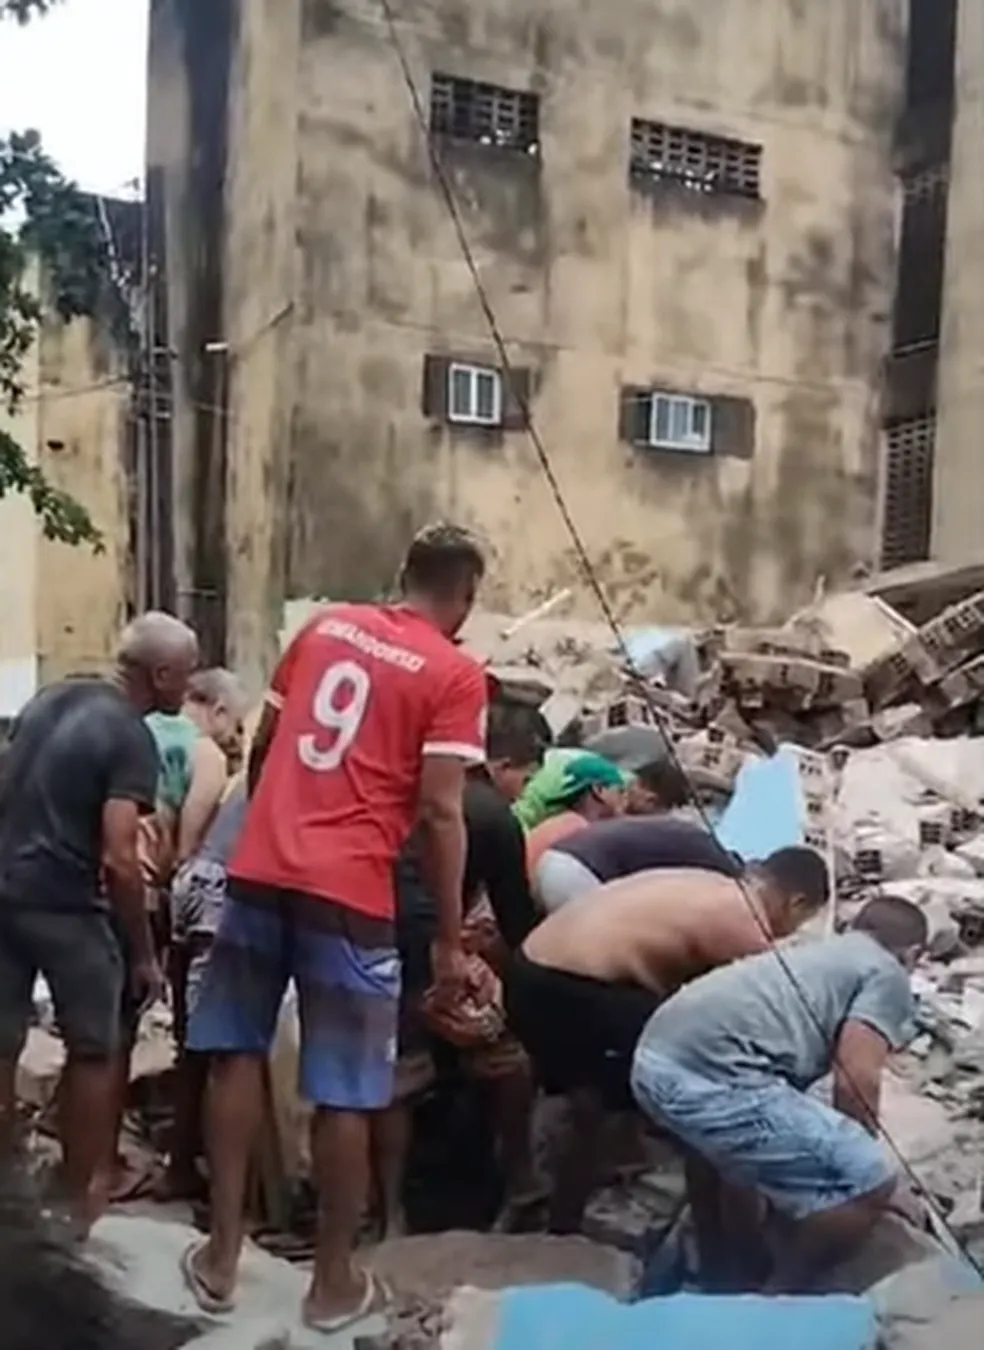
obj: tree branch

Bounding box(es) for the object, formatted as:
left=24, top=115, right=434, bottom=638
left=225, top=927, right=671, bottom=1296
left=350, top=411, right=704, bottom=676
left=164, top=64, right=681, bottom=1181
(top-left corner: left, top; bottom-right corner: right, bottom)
left=0, top=1, right=63, bottom=23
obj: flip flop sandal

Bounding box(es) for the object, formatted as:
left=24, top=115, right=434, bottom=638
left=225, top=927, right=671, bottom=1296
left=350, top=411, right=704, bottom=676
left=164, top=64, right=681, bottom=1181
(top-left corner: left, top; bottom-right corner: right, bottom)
left=109, top=1160, right=157, bottom=1205
left=179, top=1240, right=236, bottom=1315
left=302, top=1270, right=392, bottom=1336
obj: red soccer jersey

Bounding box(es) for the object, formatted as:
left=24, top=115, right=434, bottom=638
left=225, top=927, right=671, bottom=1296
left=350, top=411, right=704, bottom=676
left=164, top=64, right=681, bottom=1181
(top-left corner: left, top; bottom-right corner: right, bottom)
left=230, top=603, right=488, bottom=920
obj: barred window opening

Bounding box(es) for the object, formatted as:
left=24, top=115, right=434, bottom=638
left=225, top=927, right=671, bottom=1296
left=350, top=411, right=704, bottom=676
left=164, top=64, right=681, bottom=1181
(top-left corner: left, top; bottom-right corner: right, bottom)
left=430, top=74, right=540, bottom=156
left=630, top=119, right=762, bottom=201
left=881, top=417, right=935, bottom=568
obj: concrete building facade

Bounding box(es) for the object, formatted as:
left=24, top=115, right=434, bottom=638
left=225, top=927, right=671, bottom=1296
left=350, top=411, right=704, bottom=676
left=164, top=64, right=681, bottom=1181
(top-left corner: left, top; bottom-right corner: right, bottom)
left=0, top=275, right=133, bottom=713
left=932, top=0, right=984, bottom=567
left=148, top=0, right=907, bottom=687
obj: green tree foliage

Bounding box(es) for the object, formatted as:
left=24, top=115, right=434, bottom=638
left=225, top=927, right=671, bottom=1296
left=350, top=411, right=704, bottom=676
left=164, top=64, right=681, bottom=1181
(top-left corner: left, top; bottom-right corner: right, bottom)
left=0, top=0, right=104, bottom=548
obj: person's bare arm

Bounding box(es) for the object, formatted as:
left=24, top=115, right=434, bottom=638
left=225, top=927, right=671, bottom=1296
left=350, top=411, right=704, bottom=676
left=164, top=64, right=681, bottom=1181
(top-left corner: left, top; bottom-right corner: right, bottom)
left=176, top=738, right=228, bottom=862
left=832, top=1020, right=891, bottom=1135
left=103, top=798, right=156, bottom=974
left=247, top=701, right=279, bottom=795
left=417, top=755, right=469, bottom=951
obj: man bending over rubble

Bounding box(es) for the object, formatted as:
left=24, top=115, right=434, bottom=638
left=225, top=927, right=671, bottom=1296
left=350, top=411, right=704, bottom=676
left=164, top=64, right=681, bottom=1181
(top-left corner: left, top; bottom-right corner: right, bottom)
left=505, top=847, right=827, bottom=1230
left=631, top=895, right=927, bottom=1293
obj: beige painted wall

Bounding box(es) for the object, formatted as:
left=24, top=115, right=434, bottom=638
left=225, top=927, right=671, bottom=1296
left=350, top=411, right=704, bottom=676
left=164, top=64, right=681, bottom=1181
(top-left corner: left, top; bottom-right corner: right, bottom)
left=153, top=0, right=905, bottom=680
left=283, top=0, right=901, bottom=620
left=933, top=0, right=984, bottom=563
left=0, top=264, right=41, bottom=717
left=223, top=0, right=302, bottom=691
left=34, top=312, right=131, bottom=683
left=0, top=270, right=129, bottom=706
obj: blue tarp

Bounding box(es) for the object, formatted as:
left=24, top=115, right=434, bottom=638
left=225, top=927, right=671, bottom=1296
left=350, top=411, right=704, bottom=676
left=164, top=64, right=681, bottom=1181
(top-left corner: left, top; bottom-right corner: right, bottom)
left=493, top=1284, right=877, bottom=1350
left=715, top=744, right=806, bottom=861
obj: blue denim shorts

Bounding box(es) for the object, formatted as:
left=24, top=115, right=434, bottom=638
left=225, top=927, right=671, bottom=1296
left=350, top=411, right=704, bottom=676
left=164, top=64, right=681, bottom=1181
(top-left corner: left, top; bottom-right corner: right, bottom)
left=187, top=880, right=400, bottom=1109
left=631, top=1044, right=896, bottom=1220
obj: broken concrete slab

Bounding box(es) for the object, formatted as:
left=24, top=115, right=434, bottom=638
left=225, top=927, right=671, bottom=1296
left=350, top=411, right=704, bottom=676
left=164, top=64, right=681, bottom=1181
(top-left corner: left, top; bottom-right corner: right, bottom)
left=85, top=1220, right=637, bottom=1350
left=89, top=1213, right=385, bottom=1350
left=870, top=1254, right=982, bottom=1350
left=808, top=1213, right=945, bottom=1296
left=786, top=592, right=916, bottom=671
left=876, top=1282, right=983, bottom=1350
left=880, top=1072, right=962, bottom=1170
left=369, top=1231, right=637, bottom=1304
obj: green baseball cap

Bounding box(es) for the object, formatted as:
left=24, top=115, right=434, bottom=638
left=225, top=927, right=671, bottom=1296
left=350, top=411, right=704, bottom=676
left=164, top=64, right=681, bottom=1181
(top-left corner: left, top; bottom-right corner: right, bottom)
left=541, top=752, right=629, bottom=812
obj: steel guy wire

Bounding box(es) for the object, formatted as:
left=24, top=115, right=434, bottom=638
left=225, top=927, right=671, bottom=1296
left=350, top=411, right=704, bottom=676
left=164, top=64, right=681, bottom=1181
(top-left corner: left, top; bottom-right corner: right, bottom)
left=375, top=0, right=984, bottom=1277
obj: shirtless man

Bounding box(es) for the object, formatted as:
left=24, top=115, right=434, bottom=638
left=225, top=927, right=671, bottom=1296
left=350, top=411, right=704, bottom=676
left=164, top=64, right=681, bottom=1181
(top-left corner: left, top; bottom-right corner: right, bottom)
left=504, top=847, right=828, bottom=1230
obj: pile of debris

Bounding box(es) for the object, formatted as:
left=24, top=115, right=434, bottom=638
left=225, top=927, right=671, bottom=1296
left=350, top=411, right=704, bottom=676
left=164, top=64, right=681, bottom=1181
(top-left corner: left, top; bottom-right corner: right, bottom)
left=656, top=585, right=984, bottom=785
left=466, top=574, right=984, bottom=813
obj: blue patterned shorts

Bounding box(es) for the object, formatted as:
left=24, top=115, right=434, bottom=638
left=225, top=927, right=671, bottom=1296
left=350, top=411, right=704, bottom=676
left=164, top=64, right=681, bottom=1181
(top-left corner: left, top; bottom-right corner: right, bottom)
left=187, top=880, right=400, bottom=1109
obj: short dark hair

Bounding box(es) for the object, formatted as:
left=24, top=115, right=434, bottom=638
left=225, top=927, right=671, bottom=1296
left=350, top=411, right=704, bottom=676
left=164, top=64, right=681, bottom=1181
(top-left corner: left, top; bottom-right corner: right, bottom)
left=486, top=702, right=545, bottom=766
left=853, top=895, right=928, bottom=953
left=400, top=522, right=485, bottom=600
left=759, top=846, right=830, bottom=910
left=634, top=758, right=689, bottom=809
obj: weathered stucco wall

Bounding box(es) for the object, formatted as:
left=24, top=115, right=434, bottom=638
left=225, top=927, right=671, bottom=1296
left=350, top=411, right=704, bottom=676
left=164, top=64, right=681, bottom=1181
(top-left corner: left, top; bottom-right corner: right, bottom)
left=282, top=0, right=903, bottom=626
left=222, top=0, right=302, bottom=691
left=149, top=0, right=905, bottom=679
left=35, top=313, right=131, bottom=682
left=0, top=273, right=129, bottom=703
left=933, top=0, right=984, bottom=564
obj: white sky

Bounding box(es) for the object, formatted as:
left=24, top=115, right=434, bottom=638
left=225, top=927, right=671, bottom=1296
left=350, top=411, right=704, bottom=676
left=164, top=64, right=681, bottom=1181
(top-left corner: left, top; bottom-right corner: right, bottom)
left=0, top=0, right=147, bottom=196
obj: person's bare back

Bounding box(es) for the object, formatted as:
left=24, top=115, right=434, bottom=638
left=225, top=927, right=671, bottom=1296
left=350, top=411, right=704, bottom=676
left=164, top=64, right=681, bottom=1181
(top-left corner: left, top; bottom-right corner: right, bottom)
left=522, top=868, right=772, bottom=996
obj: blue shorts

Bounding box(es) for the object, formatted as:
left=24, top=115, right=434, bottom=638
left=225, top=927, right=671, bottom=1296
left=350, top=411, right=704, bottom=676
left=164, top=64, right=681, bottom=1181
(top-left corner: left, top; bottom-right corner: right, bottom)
left=187, top=880, right=400, bottom=1110
left=630, top=1045, right=896, bottom=1220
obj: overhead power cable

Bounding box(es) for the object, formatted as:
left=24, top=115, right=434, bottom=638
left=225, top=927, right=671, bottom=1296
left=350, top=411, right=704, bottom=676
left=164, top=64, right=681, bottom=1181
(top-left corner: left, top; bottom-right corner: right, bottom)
left=375, top=0, right=982, bottom=1278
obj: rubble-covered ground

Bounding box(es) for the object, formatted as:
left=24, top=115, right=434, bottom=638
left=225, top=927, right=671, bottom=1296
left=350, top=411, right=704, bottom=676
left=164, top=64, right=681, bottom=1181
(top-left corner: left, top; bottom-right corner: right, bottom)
left=18, top=575, right=984, bottom=1346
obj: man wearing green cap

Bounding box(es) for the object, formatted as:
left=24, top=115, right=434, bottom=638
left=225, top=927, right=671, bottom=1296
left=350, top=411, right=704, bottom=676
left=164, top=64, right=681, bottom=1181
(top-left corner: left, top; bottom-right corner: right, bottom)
left=523, top=753, right=629, bottom=880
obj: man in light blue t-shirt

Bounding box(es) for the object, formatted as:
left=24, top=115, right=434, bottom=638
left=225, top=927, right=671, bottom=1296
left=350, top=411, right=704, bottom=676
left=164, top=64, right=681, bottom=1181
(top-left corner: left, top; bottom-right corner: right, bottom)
left=631, top=895, right=927, bottom=1293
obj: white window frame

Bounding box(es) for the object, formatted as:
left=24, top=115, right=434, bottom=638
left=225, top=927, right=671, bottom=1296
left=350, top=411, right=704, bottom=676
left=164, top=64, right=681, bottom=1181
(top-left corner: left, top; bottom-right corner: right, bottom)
left=648, top=391, right=712, bottom=454
left=447, top=362, right=503, bottom=427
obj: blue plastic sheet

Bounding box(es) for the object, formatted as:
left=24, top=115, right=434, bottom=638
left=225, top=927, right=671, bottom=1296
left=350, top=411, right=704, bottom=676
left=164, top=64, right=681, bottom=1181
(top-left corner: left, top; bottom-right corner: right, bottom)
left=493, top=1284, right=877, bottom=1350
left=715, top=744, right=805, bottom=862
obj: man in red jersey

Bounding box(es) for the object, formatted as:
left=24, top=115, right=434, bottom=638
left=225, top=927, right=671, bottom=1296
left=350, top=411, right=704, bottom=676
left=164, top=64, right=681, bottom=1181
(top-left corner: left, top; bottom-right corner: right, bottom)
left=181, top=524, right=488, bottom=1333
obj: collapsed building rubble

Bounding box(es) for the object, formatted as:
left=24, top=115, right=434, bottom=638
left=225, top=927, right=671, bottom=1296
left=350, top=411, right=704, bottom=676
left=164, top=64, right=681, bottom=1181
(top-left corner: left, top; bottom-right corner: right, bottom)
left=465, top=580, right=984, bottom=1239
left=12, top=579, right=984, bottom=1349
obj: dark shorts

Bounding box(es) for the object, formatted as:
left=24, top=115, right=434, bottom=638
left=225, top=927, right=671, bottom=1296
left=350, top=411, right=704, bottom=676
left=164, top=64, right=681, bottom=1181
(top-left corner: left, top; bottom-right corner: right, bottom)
left=0, top=906, right=125, bottom=1060
left=187, top=880, right=400, bottom=1110
left=109, top=918, right=145, bottom=1051
left=503, top=950, right=660, bottom=1111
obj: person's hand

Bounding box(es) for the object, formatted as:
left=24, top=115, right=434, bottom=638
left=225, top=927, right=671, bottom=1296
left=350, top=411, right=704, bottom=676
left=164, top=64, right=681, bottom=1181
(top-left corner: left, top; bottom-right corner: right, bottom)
left=888, top=1181, right=929, bottom=1231
left=430, top=938, right=470, bottom=1003
left=130, top=954, right=166, bottom=1011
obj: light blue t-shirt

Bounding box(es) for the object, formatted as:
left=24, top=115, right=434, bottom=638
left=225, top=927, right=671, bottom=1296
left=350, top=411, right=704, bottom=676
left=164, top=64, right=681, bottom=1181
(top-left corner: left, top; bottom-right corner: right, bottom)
left=642, top=931, right=915, bottom=1089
